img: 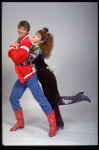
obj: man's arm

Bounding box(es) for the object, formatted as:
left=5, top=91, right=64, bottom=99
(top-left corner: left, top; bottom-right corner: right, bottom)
left=8, top=40, right=31, bottom=64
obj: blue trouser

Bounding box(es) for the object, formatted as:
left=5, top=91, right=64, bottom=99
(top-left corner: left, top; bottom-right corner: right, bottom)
left=9, top=74, right=52, bottom=114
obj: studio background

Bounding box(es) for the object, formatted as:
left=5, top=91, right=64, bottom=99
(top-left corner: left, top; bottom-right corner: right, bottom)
left=2, top=2, right=98, bottom=145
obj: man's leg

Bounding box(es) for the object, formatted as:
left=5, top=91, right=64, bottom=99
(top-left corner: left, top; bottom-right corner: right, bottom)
left=9, top=79, right=27, bottom=112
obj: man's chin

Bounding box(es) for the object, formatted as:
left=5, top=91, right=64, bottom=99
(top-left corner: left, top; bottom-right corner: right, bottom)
left=19, top=34, right=24, bottom=38
left=19, top=36, right=23, bottom=38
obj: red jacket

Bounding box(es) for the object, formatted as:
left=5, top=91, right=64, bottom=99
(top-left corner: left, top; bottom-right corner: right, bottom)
left=8, top=34, right=36, bottom=83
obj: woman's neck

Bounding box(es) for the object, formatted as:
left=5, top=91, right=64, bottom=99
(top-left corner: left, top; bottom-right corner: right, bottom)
left=33, top=42, right=40, bottom=45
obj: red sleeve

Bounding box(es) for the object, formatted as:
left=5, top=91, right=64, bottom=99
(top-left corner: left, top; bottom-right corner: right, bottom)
left=8, top=39, right=32, bottom=64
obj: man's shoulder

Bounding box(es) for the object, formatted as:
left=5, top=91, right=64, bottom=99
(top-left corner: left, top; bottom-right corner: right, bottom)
left=20, top=35, right=32, bottom=46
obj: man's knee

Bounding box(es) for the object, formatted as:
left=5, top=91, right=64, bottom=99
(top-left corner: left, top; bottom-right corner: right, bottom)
left=9, top=94, right=13, bottom=102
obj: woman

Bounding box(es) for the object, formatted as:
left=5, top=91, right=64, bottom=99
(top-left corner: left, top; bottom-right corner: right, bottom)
left=23, top=27, right=91, bottom=131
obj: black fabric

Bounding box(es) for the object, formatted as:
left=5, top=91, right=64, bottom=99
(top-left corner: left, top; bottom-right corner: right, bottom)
left=37, top=68, right=60, bottom=106
left=32, top=54, right=47, bottom=71
left=32, top=54, right=91, bottom=126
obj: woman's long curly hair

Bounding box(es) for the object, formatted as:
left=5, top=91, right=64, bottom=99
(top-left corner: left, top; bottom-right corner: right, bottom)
left=37, top=27, right=53, bottom=58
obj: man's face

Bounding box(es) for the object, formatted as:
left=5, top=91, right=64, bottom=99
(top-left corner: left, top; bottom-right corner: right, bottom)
left=18, top=26, right=28, bottom=38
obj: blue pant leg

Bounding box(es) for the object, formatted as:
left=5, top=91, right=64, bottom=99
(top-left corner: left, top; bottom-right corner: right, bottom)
left=9, top=79, right=27, bottom=112
left=27, top=74, right=52, bottom=114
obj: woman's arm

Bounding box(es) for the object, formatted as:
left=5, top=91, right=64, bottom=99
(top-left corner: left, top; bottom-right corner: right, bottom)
left=24, top=46, right=41, bottom=65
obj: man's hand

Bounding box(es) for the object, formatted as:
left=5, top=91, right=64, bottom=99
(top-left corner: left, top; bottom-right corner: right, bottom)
left=12, top=42, right=19, bottom=47
left=11, top=42, right=19, bottom=50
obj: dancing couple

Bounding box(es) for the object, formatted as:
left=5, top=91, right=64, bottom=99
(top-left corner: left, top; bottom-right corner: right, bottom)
left=8, top=21, right=91, bottom=137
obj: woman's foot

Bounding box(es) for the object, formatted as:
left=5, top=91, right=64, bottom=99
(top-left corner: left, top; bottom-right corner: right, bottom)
left=56, top=124, right=64, bottom=131
left=81, top=92, right=91, bottom=103
left=75, top=92, right=91, bottom=103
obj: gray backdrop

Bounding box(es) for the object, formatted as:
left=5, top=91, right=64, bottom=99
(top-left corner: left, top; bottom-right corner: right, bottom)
left=2, top=2, right=98, bottom=145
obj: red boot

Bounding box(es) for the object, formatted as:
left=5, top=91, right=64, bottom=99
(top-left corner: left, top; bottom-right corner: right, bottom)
left=45, top=110, right=56, bottom=137
left=10, top=109, right=25, bottom=131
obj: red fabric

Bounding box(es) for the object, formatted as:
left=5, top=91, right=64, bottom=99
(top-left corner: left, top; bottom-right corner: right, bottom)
left=8, top=34, right=36, bottom=83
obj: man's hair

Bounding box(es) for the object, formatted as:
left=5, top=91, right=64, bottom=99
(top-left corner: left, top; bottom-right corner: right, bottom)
left=18, top=21, right=30, bottom=32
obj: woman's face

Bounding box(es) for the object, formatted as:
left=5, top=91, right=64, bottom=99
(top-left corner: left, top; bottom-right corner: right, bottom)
left=18, top=26, right=28, bottom=38
left=31, top=32, right=42, bottom=44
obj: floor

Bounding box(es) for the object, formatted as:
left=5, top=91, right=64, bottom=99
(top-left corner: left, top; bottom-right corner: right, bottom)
left=2, top=98, right=98, bottom=146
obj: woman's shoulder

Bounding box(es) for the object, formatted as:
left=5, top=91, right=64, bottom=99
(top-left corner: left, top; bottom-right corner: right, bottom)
left=33, top=44, right=42, bottom=54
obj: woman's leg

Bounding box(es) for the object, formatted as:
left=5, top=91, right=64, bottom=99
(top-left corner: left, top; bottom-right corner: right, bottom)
left=37, top=69, right=91, bottom=130
left=57, top=92, right=91, bottom=105
left=37, top=69, right=91, bottom=106
left=41, top=84, right=64, bottom=128
left=37, top=69, right=64, bottom=129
